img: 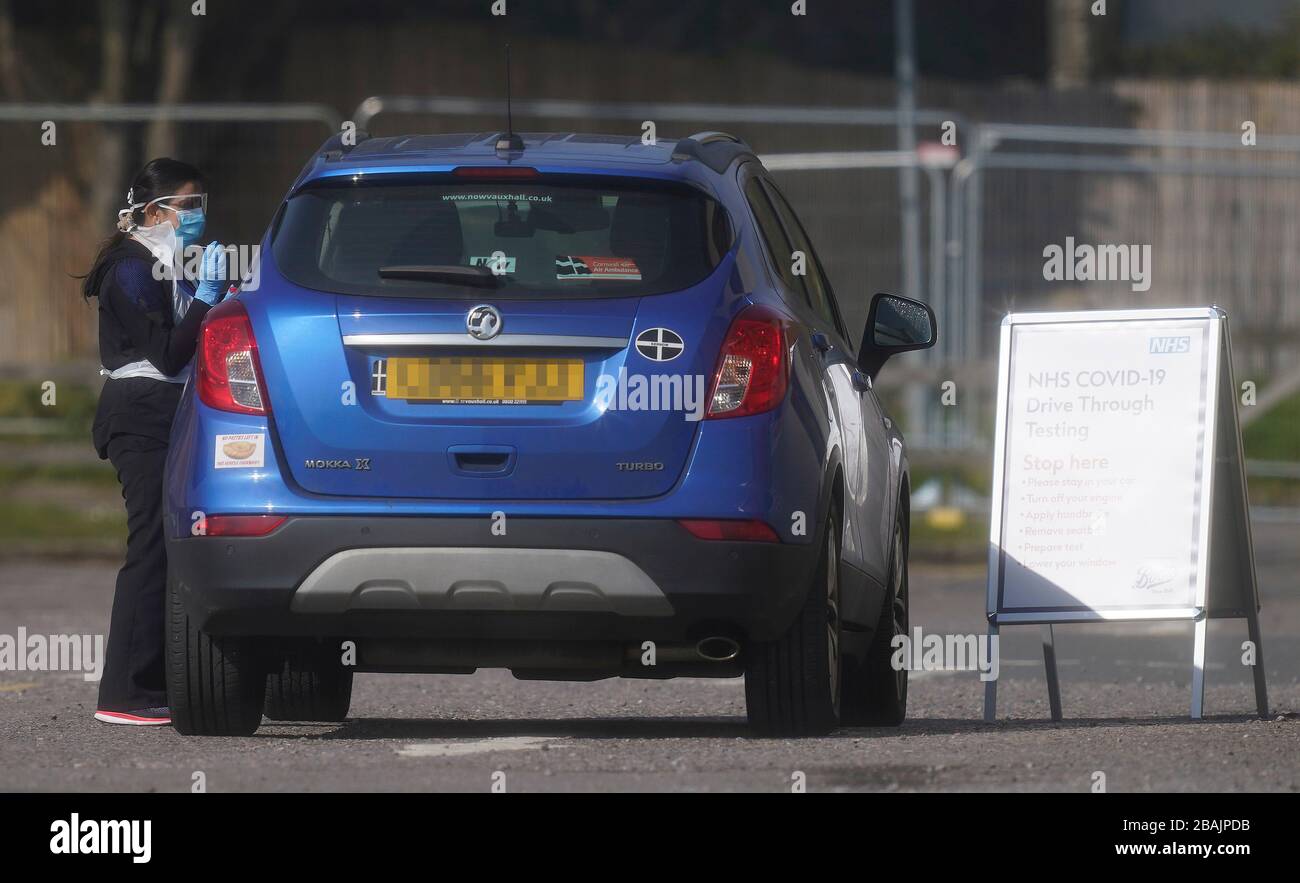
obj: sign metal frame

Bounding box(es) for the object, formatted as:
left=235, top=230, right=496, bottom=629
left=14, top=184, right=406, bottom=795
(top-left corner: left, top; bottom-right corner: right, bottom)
left=982, top=307, right=1267, bottom=722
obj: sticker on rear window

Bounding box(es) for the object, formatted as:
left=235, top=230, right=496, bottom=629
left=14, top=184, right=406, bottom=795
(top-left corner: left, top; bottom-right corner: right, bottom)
left=214, top=433, right=265, bottom=469
left=469, top=254, right=516, bottom=274
left=440, top=193, right=552, bottom=203
left=556, top=255, right=642, bottom=281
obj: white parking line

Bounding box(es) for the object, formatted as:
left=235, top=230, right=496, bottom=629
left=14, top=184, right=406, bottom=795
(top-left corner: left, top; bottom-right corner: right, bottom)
left=1117, top=659, right=1227, bottom=671
left=396, top=736, right=560, bottom=758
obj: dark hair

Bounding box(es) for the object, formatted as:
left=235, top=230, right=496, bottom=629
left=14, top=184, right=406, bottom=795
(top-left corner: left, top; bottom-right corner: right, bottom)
left=79, top=157, right=205, bottom=299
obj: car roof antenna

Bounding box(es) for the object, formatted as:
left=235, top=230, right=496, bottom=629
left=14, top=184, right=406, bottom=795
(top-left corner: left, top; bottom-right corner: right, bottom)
left=496, top=44, right=525, bottom=153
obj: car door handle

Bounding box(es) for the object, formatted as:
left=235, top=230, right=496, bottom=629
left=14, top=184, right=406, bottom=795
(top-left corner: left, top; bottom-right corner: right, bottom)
left=811, top=331, right=832, bottom=353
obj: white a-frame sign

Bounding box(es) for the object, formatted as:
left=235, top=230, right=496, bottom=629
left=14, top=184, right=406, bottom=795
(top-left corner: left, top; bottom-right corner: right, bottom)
left=983, top=307, right=1267, bottom=721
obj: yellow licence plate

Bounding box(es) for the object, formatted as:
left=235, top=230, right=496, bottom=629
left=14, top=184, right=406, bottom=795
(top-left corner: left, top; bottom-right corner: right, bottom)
left=385, top=357, right=584, bottom=403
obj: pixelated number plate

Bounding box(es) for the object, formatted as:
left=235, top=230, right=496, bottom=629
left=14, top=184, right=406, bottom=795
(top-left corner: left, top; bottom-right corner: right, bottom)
left=386, top=356, right=584, bottom=404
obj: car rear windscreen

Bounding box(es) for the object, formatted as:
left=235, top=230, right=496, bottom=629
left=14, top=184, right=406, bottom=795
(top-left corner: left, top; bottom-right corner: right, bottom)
left=272, top=174, right=733, bottom=298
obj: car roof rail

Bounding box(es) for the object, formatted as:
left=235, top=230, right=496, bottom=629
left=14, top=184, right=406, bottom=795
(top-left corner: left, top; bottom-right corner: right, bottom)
left=671, top=131, right=754, bottom=173
left=319, top=128, right=371, bottom=160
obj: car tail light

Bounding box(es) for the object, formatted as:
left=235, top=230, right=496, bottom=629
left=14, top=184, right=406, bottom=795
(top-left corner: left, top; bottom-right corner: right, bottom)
left=678, top=519, right=780, bottom=542
left=706, top=306, right=788, bottom=418
left=197, top=300, right=270, bottom=415
left=453, top=166, right=539, bottom=179
left=204, top=515, right=286, bottom=537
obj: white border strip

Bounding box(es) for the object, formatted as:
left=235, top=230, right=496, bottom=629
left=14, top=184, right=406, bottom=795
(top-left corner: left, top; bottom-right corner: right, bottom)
left=987, top=307, right=1220, bottom=624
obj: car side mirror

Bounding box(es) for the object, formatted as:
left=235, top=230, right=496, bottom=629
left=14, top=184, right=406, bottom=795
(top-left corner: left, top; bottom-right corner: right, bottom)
left=857, top=292, right=937, bottom=378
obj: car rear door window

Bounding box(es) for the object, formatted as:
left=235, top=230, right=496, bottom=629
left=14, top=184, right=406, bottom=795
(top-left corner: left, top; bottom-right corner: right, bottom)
left=743, top=175, right=805, bottom=302
left=761, top=180, right=847, bottom=340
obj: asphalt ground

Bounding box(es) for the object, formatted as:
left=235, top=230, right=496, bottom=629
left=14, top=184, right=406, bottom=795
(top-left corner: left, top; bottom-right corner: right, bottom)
left=1, top=522, right=1296, bottom=792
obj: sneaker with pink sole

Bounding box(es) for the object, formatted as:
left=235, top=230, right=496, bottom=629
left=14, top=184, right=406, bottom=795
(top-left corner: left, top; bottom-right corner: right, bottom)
left=94, top=707, right=171, bottom=726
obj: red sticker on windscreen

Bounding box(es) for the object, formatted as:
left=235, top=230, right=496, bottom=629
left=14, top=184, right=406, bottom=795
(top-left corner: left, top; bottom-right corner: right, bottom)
left=555, top=255, right=642, bottom=281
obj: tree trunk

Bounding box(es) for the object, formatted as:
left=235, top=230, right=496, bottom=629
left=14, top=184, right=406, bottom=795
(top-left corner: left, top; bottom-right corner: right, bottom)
left=1050, top=0, right=1091, bottom=90
left=0, top=0, right=25, bottom=99
left=89, top=0, right=130, bottom=227
left=144, top=6, right=198, bottom=159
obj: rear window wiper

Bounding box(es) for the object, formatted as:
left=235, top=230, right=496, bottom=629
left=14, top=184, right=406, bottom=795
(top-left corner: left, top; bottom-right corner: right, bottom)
left=377, top=264, right=503, bottom=288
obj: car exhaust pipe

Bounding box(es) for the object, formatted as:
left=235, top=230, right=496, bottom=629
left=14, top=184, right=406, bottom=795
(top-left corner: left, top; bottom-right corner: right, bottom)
left=695, top=636, right=741, bottom=663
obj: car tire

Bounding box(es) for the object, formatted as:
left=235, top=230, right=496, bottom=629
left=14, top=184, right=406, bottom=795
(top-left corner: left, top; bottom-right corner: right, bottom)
left=264, top=642, right=353, bottom=722
left=842, top=512, right=909, bottom=726
left=165, top=575, right=267, bottom=736
left=744, top=513, right=842, bottom=737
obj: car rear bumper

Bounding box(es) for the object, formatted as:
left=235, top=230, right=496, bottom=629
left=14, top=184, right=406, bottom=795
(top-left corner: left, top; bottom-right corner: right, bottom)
left=166, top=516, right=819, bottom=644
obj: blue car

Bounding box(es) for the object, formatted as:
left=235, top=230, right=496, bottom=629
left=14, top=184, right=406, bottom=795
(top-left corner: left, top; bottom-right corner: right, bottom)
left=163, top=130, right=936, bottom=736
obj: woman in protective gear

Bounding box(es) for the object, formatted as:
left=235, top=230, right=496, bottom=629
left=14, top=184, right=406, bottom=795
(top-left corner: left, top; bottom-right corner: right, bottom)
left=81, top=158, right=230, bottom=725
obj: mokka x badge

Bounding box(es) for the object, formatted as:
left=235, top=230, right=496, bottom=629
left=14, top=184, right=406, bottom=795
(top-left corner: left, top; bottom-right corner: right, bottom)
left=304, top=458, right=371, bottom=471
left=466, top=304, right=503, bottom=340
left=635, top=327, right=684, bottom=362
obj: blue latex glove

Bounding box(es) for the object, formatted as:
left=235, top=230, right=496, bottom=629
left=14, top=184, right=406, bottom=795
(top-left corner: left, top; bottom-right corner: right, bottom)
left=194, top=241, right=228, bottom=306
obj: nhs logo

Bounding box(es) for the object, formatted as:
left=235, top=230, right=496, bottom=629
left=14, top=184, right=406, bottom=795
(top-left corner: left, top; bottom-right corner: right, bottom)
left=1149, top=335, right=1190, bottom=354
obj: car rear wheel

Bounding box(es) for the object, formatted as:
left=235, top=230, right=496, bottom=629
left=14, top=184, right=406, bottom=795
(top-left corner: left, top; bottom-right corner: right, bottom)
left=744, top=514, right=842, bottom=737
left=843, top=513, right=909, bottom=726
left=165, top=575, right=267, bottom=736
left=264, top=642, right=353, bottom=722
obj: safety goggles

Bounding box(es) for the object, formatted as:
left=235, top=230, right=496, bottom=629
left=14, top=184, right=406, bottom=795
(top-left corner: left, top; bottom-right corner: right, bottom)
left=145, top=192, right=208, bottom=214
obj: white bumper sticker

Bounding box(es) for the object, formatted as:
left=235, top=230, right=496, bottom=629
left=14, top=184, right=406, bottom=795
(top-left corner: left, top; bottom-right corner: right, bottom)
left=215, top=433, right=265, bottom=469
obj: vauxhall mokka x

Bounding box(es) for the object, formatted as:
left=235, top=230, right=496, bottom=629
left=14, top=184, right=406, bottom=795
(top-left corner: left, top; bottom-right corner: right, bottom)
left=163, top=130, right=937, bottom=736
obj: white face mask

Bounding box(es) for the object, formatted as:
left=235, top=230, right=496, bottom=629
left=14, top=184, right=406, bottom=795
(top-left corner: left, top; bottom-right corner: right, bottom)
left=130, top=219, right=180, bottom=274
